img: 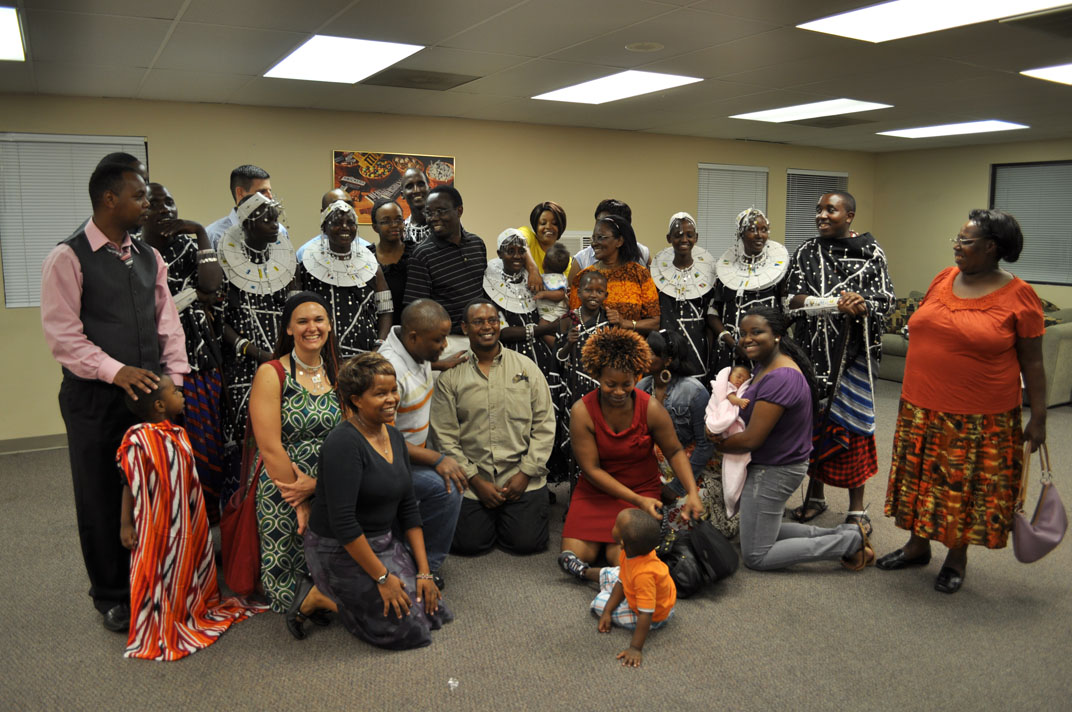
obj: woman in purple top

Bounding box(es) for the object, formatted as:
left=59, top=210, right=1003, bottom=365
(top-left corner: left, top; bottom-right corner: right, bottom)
left=712, top=307, right=874, bottom=571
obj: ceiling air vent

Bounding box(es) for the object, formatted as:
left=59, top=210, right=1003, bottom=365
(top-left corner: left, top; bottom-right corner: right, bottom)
left=786, top=116, right=877, bottom=129
left=362, top=68, right=479, bottom=91
left=1001, top=6, right=1072, bottom=40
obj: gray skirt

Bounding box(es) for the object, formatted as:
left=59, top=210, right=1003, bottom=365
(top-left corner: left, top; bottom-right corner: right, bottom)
left=304, top=528, right=453, bottom=649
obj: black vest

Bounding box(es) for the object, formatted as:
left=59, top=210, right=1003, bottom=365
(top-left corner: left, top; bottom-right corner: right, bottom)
left=61, top=229, right=161, bottom=380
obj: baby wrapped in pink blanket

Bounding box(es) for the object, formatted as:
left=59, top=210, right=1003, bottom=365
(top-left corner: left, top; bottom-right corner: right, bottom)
left=705, top=365, right=752, bottom=517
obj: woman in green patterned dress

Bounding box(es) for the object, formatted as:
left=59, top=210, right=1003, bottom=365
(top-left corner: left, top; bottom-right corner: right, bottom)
left=249, top=292, right=342, bottom=614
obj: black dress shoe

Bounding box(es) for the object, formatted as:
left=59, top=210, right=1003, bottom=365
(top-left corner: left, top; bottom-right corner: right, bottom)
left=934, top=566, right=965, bottom=594
left=102, top=604, right=130, bottom=633
left=876, top=548, right=932, bottom=571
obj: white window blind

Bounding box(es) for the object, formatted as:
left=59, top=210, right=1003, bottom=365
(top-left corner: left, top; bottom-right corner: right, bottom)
left=784, top=169, right=848, bottom=256
left=696, top=163, right=768, bottom=258
left=0, top=133, right=148, bottom=308
left=991, top=162, right=1072, bottom=286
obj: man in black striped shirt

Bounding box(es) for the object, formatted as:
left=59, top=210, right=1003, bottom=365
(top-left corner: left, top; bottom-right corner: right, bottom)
left=404, top=186, right=487, bottom=337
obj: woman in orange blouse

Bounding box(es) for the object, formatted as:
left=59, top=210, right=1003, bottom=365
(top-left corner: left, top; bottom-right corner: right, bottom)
left=570, top=215, right=659, bottom=334
left=879, top=210, right=1047, bottom=595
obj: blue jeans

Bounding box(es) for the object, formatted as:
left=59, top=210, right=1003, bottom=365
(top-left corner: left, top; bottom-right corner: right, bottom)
left=410, top=466, right=463, bottom=572
left=739, top=461, right=862, bottom=571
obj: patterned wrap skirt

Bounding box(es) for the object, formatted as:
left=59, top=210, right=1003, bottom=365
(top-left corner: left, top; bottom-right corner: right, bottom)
left=304, top=528, right=453, bottom=650
left=884, top=399, right=1024, bottom=549
left=808, top=425, right=878, bottom=489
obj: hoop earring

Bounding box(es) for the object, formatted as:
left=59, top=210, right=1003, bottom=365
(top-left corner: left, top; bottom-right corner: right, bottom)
left=658, top=369, right=672, bottom=385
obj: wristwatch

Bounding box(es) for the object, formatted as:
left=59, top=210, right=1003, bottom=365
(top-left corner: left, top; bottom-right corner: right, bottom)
left=376, top=570, right=389, bottom=585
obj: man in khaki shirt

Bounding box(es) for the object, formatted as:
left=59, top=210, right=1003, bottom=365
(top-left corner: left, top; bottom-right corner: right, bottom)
left=430, top=298, right=555, bottom=555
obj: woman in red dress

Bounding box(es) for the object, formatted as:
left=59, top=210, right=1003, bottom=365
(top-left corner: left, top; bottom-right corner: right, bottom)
left=558, top=327, right=704, bottom=578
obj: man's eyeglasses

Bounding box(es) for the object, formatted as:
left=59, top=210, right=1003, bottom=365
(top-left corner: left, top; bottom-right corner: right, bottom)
left=423, top=207, right=455, bottom=219
left=467, top=317, right=497, bottom=327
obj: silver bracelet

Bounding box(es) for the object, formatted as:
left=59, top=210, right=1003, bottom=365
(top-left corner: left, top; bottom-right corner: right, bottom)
left=198, top=256, right=219, bottom=264
left=374, top=289, right=394, bottom=315
left=197, top=248, right=215, bottom=257
left=234, top=338, right=249, bottom=356
left=525, top=323, right=535, bottom=341
left=718, top=329, right=731, bottom=341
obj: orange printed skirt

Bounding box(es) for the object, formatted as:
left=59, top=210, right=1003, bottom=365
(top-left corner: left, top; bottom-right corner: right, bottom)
left=884, top=399, right=1024, bottom=549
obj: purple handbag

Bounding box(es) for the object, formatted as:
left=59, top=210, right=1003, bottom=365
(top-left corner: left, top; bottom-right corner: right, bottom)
left=1013, top=443, right=1066, bottom=564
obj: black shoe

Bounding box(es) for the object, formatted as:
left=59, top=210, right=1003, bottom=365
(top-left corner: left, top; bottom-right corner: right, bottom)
left=286, top=576, right=314, bottom=640
left=876, top=548, right=932, bottom=571
left=102, top=603, right=130, bottom=633
left=934, top=566, right=964, bottom=594
left=433, top=573, right=445, bottom=591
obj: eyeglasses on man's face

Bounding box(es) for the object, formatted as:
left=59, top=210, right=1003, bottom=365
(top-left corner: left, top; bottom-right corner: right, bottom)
left=423, top=207, right=456, bottom=219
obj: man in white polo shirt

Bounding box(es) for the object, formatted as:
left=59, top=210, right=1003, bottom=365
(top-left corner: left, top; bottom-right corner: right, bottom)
left=378, top=299, right=466, bottom=585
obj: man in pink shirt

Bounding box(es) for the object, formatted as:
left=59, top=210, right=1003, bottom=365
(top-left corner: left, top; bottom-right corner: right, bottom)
left=40, top=161, right=188, bottom=633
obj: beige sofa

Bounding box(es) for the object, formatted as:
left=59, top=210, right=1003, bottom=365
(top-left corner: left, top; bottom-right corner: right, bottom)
left=877, top=295, right=1071, bottom=408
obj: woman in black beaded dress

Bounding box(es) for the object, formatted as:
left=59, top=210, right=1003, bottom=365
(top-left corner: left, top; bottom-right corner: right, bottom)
left=298, top=200, right=392, bottom=358
left=141, top=182, right=228, bottom=512
left=217, top=192, right=297, bottom=497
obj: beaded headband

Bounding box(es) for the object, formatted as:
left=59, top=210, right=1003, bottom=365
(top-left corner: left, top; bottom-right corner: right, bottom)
left=668, top=211, right=697, bottom=231
left=320, top=199, right=356, bottom=225
left=497, top=228, right=526, bottom=251
left=236, top=191, right=280, bottom=223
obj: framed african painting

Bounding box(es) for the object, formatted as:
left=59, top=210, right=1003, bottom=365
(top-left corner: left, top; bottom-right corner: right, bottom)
left=332, top=150, right=455, bottom=224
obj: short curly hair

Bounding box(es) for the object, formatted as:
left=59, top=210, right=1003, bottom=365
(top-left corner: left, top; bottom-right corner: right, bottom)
left=581, top=326, right=652, bottom=379
left=337, top=352, right=396, bottom=413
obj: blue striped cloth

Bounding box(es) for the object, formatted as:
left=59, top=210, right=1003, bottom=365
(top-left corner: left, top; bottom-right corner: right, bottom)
left=828, top=354, right=875, bottom=436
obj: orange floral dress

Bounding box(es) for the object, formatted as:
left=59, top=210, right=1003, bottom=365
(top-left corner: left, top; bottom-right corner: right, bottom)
left=569, top=262, right=659, bottom=323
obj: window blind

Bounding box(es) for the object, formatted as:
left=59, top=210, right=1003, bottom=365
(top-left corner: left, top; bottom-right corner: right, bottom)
left=784, top=169, right=848, bottom=256
left=991, top=162, right=1072, bottom=286
left=0, top=133, right=148, bottom=308
left=696, top=163, right=768, bottom=258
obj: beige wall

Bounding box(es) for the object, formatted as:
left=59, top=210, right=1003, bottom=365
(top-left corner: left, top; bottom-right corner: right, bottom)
left=873, top=139, right=1072, bottom=306
left=2, top=92, right=1067, bottom=441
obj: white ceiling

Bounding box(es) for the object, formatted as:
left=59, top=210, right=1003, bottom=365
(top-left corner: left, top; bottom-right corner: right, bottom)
left=4, top=0, right=1072, bottom=152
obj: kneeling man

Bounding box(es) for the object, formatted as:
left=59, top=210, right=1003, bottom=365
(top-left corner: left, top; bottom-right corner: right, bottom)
left=430, top=299, right=555, bottom=555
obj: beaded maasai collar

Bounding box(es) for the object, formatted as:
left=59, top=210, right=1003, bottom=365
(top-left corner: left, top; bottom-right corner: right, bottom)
left=715, top=240, right=788, bottom=292
left=302, top=236, right=377, bottom=288
left=483, top=259, right=535, bottom=314
left=651, top=246, right=717, bottom=300
left=218, top=224, right=296, bottom=294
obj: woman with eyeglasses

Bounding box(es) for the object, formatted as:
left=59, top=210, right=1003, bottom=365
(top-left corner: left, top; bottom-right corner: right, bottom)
left=568, top=215, right=659, bottom=335
left=879, top=210, right=1047, bottom=595
left=298, top=199, right=392, bottom=358
left=217, top=192, right=298, bottom=498
left=369, top=199, right=411, bottom=326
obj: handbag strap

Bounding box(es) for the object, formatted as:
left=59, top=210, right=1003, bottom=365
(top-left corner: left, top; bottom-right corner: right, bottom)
left=1016, top=442, right=1052, bottom=513
left=237, top=360, right=287, bottom=497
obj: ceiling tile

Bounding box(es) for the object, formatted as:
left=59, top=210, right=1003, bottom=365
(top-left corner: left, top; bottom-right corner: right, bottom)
left=181, top=0, right=352, bottom=33
left=0, top=61, right=37, bottom=93
left=135, top=68, right=254, bottom=103
left=33, top=61, right=146, bottom=97
left=155, top=22, right=308, bottom=75
left=441, top=0, right=670, bottom=57
left=548, top=8, right=775, bottom=68
left=20, top=0, right=186, bottom=19
left=327, top=0, right=525, bottom=47
left=691, top=0, right=872, bottom=26
left=25, top=10, right=171, bottom=66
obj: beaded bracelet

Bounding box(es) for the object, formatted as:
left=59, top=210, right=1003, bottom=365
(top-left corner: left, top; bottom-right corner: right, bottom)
left=415, top=573, right=435, bottom=581
left=375, top=290, right=394, bottom=315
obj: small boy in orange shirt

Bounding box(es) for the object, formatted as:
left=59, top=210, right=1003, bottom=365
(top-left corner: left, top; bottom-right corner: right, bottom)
left=584, top=508, right=676, bottom=667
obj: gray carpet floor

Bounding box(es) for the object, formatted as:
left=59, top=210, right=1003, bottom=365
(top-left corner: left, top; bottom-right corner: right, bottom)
left=2, top=380, right=1070, bottom=711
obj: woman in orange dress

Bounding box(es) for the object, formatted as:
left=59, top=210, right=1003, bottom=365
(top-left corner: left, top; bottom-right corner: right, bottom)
left=569, top=215, right=659, bottom=335
left=879, top=210, right=1047, bottom=594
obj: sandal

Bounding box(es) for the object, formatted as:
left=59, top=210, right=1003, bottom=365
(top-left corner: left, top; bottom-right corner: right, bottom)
left=845, top=509, right=873, bottom=537
left=788, top=498, right=827, bottom=523
left=285, top=576, right=315, bottom=640
left=841, top=519, right=876, bottom=571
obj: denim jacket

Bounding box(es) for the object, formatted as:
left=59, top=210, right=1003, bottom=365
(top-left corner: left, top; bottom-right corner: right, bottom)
left=636, top=374, right=714, bottom=480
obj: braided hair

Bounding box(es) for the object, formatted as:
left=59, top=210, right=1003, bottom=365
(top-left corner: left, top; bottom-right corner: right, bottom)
left=741, top=306, right=820, bottom=414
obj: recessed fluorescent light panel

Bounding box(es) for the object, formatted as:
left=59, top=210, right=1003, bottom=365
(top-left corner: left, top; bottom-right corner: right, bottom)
left=533, top=70, right=701, bottom=104
left=0, top=7, right=25, bottom=61
left=798, top=1, right=1071, bottom=43
left=1021, top=62, right=1072, bottom=86
left=878, top=120, right=1028, bottom=139
left=730, top=98, right=892, bottom=123
left=265, top=35, right=423, bottom=84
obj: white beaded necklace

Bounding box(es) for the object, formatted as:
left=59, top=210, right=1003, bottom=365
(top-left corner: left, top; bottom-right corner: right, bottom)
left=292, top=349, right=325, bottom=389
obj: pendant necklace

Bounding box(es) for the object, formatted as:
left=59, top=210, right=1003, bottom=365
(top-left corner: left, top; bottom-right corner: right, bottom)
left=292, top=349, right=325, bottom=389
